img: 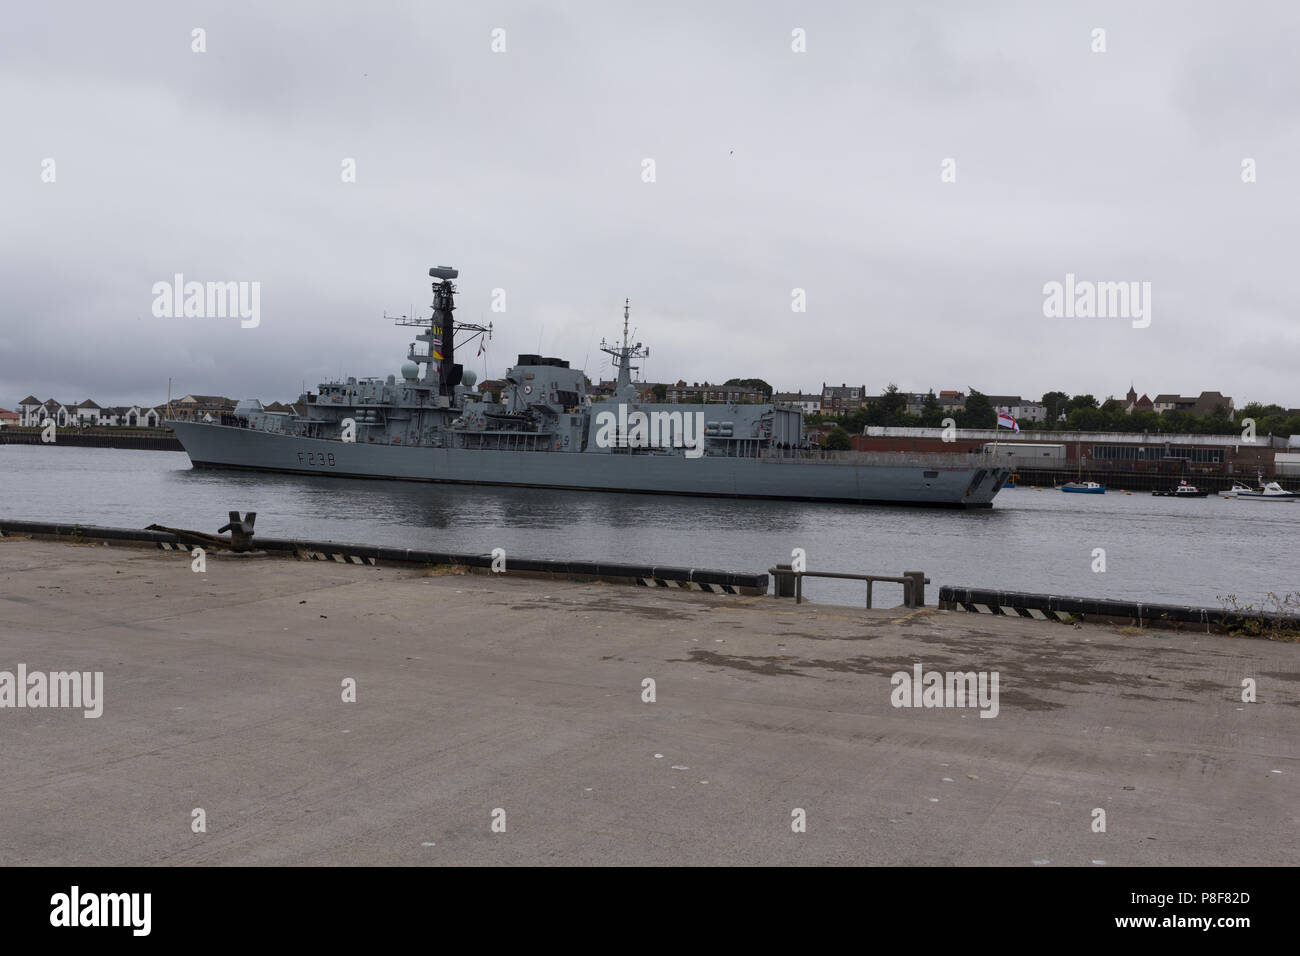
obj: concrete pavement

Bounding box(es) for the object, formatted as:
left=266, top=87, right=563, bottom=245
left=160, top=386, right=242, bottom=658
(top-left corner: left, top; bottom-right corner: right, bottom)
left=0, top=537, right=1296, bottom=865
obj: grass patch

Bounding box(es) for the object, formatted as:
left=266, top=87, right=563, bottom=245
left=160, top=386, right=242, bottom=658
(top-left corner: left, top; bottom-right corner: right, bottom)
left=421, top=564, right=470, bottom=577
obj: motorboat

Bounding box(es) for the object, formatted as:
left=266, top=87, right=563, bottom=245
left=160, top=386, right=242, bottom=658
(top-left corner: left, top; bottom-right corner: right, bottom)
left=1152, top=480, right=1208, bottom=498
left=1061, top=481, right=1105, bottom=494
left=1220, top=481, right=1253, bottom=499
left=1236, top=480, right=1300, bottom=502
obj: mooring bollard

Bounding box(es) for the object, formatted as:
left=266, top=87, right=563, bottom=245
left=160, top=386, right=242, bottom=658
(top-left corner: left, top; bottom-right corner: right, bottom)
left=774, top=563, right=796, bottom=598
left=903, top=571, right=928, bottom=608
left=217, top=511, right=257, bottom=552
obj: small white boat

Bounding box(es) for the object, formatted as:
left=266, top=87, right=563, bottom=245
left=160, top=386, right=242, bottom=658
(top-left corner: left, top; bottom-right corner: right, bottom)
left=1237, top=480, right=1300, bottom=502
left=1220, top=481, right=1253, bottom=499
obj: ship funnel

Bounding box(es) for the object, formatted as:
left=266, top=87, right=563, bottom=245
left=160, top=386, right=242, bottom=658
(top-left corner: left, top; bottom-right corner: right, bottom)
left=429, top=266, right=459, bottom=280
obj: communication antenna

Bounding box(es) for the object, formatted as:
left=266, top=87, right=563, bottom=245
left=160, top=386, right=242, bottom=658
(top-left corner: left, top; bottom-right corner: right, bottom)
left=599, top=298, right=649, bottom=392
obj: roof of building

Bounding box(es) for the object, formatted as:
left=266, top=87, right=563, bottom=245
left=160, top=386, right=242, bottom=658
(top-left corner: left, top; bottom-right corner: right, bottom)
left=1192, top=392, right=1233, bottom=415
left=19, top=395, right=39, bottom=405
left=77, top=399, right=102, bottom=409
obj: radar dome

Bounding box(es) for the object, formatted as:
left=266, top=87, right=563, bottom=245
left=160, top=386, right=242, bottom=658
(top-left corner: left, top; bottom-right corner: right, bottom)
left=400, top=361, right=419, bottom=380
left=462, top=369, right=478, bottom=388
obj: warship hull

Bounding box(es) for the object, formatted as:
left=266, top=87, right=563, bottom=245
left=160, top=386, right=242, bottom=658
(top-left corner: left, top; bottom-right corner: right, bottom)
left=169, top=421, right=1006, bottom=508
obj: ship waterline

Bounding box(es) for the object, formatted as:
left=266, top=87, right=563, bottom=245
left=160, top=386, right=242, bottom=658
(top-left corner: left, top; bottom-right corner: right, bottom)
left=169, top=421, right=1007, bottom=507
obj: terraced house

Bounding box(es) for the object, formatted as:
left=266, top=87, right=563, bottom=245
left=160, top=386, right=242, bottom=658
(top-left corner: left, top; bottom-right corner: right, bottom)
left=15, top=396, right=163, bottom=427
left=820, top=383, right=866, bottom=416
left=167, top=394, right=238, bottom=422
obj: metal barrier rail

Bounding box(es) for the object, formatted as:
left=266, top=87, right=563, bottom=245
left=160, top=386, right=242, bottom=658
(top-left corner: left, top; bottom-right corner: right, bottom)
left=756, top=449, right=979, bottom=467
left=769, top=566, right=930, bottom=608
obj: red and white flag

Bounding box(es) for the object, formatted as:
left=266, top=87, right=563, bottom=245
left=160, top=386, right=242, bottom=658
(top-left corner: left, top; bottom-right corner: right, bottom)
left=997, top=412, right=1019, bottom=433
left=477, top=338, right=486, bottom=357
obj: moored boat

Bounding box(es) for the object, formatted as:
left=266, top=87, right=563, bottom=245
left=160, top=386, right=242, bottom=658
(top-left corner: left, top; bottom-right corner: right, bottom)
left=1220, top=481, right=1253, bottom=499
left=1061, top=481, right=1105, bottom=494
left=1152, top=480, right=1208, bottom=498
left=1236, top=480, right=1300, bottom=502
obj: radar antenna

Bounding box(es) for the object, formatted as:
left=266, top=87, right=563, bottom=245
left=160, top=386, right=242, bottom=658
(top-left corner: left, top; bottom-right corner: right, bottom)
left=387, top=266, right=491, bottom=396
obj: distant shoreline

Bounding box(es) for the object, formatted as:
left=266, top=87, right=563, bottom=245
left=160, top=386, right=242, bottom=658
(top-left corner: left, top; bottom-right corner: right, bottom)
left=0, top=427, right=182, bottom=451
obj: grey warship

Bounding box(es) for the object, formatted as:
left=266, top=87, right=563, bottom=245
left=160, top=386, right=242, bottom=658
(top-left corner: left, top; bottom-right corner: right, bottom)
left=168, top=266, right=1008, bottom=507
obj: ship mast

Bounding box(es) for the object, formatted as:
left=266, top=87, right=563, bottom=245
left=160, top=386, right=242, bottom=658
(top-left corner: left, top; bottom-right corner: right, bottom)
left=599, top=299, right=649, bottom=398
left=391, top=266, right=491, bottom=399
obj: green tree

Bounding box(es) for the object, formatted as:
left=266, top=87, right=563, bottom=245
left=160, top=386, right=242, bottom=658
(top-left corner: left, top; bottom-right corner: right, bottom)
left=825, top=426, right=851, bottom=451
left=960, top=389, right=995, bottom=428
left=920, top=390, right=944, bottom=428
left=1129, top=409, right=1160, bottom=433
left=1276, top=415, right=1300, bottom=438
left=723, top=378, right=773, bottom=398
left=1198, top=404, right=1235, bottom=435
left=651, top=383, right=667, bottom=401
left=877, top=384, right=908, bottom=425
left=1041, top=391, right=1069, bottom=427
left=1067, top=406, right=1107, bottom=430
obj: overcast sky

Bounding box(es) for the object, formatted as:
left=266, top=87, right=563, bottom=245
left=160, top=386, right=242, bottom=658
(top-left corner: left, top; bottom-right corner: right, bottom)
left=4, top=1, right=1298, bottom=410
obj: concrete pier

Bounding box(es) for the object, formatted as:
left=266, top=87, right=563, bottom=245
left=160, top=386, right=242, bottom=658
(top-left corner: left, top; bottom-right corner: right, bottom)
left=0, top=537, right=1296, bottom=866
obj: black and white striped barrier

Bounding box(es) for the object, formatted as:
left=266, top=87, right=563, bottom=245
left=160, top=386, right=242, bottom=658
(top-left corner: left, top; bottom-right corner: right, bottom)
left=938, top=585, right=1291, bottom=633
left=636, top=577, right=741, bottom=594
left=301, top=550, right=377, bottom=566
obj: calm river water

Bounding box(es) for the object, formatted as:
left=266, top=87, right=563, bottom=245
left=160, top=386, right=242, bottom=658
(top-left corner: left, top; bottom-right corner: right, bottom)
left=2, top=446, right=1296, bottom=609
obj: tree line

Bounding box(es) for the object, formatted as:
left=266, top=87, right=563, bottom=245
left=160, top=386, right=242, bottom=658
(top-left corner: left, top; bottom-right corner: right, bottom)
left=807, top=385, right=1299, bottom=438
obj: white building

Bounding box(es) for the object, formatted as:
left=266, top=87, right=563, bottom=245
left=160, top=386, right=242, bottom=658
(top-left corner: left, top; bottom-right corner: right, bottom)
left=987, top=395, right=1048, bottom=424
left=15, top=396, right=162, bottom=427
left=774, top=392, right=821, bottom=414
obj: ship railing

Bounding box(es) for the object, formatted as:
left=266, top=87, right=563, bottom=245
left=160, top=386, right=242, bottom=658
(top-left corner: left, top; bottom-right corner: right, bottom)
left=755, top=448, right=980, bottom=468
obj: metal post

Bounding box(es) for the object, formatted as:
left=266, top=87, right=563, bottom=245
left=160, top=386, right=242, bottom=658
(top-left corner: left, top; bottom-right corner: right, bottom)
left=774, top=563, right=795, bottom=598
left=866, top=579, right=873, bottom=609
left=903, top=571, right=926, bottom=608
left=795, top=574, right=802, bottom=604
